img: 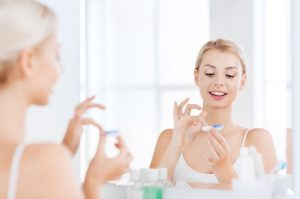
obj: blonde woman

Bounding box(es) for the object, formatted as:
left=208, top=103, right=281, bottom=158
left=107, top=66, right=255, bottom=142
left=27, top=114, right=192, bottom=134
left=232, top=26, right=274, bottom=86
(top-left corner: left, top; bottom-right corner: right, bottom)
left=150, top=39, right=277, bottom=187
left=0, top=1, right=132, bottom=198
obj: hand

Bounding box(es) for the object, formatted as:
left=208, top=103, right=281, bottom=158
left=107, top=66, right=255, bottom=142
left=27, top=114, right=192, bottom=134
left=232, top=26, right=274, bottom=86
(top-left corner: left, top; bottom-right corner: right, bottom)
left=63, top=96, right=106, bottom=155
left=172, top=98, right=207, bottom=151
left=206, top=128, right=232, bottom=172
left=86, top=134, right=133, bottom=186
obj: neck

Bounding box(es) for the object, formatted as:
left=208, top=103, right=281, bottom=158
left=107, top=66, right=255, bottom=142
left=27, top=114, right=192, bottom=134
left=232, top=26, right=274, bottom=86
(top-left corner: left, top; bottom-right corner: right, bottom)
left=0, top=84, right=29, bottom=144
left=203, top=103, right=236, bottom=133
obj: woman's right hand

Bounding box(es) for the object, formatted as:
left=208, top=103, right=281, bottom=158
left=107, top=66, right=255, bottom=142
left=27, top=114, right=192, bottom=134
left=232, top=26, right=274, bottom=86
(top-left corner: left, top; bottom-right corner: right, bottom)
left=85, top=134, right=133, bottom=187
left=171, top=98, right=207, bottom=151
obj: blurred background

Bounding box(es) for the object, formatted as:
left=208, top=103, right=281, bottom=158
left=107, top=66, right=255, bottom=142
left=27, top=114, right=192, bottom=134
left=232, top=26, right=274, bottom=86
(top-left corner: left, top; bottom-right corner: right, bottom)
left=26, top=0, right=292, bottom=182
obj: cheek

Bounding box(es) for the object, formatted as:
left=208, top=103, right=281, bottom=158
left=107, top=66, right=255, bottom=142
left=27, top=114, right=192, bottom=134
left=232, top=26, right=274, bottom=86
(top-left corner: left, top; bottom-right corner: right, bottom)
left=47, top=60, right=60, bottom=80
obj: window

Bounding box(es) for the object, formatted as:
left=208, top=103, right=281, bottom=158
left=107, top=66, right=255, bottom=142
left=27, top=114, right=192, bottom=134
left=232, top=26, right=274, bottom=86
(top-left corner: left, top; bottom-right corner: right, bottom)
left=81, top=0, right=209, bottom=176
left=264, top=0, right=291, bottom=161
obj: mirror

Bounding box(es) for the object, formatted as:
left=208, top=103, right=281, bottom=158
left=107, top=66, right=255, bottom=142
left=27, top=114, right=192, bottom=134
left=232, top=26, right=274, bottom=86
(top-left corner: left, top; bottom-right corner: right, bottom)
left=82, top=0, right=293, bottom=193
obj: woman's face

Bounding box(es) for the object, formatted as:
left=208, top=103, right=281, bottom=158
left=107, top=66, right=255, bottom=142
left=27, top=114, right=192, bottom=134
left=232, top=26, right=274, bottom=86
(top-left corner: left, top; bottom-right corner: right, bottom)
left=194, top=49, right=246, bottom=109
left=27, top=33, right=61, bottom=105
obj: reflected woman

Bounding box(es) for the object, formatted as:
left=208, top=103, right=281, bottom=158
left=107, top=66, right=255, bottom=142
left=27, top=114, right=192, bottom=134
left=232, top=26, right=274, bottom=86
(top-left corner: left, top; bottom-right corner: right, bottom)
left=0, top=1, right=132, bottom=198
left=150, top=39, right=277, bottom=187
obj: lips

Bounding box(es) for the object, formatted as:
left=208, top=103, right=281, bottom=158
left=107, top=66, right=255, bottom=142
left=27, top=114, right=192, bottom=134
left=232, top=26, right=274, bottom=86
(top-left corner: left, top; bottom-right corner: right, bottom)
left=209, top=91, right=227, bottom=100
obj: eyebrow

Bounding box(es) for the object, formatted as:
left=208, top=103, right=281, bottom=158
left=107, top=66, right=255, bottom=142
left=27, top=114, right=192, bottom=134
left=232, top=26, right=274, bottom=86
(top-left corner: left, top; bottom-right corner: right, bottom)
left=203, top=64, right=238, bottom=70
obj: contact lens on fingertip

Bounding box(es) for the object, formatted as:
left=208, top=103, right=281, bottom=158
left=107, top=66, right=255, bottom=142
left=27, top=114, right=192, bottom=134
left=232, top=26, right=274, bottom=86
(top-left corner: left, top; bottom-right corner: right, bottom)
left=212, top=124, right=223, bottom=131
left=105, top=130, right=120, bottom=136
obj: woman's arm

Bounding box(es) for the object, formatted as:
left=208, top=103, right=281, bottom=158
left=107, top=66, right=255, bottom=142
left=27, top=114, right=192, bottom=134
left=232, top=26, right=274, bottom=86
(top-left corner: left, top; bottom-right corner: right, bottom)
left=206, top=129, right=237, bottom=183
left=245, top=128, right=277, bottom=173
left=150, top=129, right=182, bottom=179
left=150, top=99, right=207, bottom=180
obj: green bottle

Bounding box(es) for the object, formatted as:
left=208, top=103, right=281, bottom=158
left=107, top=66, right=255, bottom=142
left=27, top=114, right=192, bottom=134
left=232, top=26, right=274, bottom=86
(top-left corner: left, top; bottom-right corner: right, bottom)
left=141, top=168, right=163, bottom=199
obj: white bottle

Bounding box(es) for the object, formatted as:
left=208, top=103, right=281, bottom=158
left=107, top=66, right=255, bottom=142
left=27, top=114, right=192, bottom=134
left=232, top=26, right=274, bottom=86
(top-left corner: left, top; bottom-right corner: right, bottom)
left=248, top=146, right=265, bottom=178
left=235, top=147, right=256, bottom=181
left=127, top=169, right=142, bottom=199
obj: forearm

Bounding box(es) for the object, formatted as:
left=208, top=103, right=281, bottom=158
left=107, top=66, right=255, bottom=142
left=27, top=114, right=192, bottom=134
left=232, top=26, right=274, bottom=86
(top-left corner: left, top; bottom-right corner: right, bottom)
left=83, top=176, right=104, bottom=199
left=214, top=164, right=237, bottom=184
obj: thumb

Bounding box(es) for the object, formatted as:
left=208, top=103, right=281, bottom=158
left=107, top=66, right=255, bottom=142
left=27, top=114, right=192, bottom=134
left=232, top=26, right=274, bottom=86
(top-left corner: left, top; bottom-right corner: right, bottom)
left=97, top=133, right=107, bottom=153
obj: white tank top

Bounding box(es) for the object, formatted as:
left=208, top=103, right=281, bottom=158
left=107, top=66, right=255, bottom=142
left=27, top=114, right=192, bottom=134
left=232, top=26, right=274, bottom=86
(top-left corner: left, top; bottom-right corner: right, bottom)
left=7, top=143, right=26, bottom=199
left=173, top=129, right=251, bottom=188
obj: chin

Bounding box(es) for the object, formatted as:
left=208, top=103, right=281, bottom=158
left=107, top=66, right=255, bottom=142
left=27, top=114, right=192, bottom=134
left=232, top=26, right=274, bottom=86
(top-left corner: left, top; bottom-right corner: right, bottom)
left=207, top=101, right=232, bottom=109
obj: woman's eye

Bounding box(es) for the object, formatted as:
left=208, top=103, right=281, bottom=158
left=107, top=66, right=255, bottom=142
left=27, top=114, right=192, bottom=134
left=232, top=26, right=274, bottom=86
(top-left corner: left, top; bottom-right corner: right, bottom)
left=205, top=73, right=214, bottom=77
left=226, top=74, right=235, bottom=78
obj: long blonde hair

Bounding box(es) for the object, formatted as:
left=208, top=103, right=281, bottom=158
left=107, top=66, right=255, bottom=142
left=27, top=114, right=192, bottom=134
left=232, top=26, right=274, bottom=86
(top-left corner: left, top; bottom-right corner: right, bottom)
left=0, top=0, right=57, bottom=83
left=195, top=39, right=247, bottom=74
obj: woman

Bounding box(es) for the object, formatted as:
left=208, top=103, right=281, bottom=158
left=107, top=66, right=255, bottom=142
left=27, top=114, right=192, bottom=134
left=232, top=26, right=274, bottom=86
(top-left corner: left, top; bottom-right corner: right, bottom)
left=150, top=39, right=277, bottom=187
left=0, top=1, right=132, bottom=198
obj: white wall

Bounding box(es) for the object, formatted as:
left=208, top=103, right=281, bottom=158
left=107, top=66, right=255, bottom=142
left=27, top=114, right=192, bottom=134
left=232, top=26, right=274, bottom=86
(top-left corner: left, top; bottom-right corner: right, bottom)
left=25, top=0, right=81, bottom=179
left=25, top=0, right=81, bottom=142
left=292, top=0, right=300, bottom=195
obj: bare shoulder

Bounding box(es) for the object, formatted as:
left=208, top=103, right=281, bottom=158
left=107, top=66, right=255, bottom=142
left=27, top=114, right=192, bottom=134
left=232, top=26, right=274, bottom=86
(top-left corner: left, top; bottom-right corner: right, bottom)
left=20, top=144, right=81, bottom=198
left=150, top=129, right=173, bottom=167
left=157, top=128, right=174, bottom=145
left=245, top=128, right=277, bottom=172
left=245, top=128, right=274, bottom=145
left=25, top=143, right=71, bottom=161
left=24, top=143, right=72, bottom=170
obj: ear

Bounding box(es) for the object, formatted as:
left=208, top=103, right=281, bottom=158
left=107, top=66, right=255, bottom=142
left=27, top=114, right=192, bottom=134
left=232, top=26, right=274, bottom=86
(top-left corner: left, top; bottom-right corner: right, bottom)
left=194, top=68, right=200, bottom=87
left=17, top=49, right=36, bottom=78
left=239, top=73, right=247, bottom=91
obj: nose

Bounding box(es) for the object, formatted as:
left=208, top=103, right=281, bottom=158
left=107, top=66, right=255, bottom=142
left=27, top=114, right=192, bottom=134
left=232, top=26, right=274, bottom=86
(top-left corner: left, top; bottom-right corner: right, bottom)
left=214, top=76, right=225, bottom=87
left=214, top=82, right=224, bottom=87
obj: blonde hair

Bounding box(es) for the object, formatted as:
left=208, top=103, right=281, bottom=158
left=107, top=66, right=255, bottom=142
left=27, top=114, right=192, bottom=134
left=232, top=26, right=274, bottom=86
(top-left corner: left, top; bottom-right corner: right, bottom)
left=195, top=39, right=247, bottom=74
left=0, top=0, right=57, bottom=83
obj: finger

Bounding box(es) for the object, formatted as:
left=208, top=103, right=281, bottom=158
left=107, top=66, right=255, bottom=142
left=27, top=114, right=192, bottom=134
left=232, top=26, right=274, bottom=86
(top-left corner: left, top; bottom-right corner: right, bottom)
left=75, top=102, right=106, bottom=116
left=193, top=116, right=208, bottom=127
left=178, top=98, right=190, bottom=109
left=81, top=118, right=105, bottom=134
left=116, top=136, right=127, bottom=148
left=178, top=98, right=190, bottom=118
left=75, top=96, right=106, bottom=115
left=183, top=104, right=202, bottom=116
left=173, top=101, right=179, bottom=121
left=97, top=133, right=107, bottom=151
left=208, top=134, right=226, bottom=158
left=210, top=129, right=230, bottom=152
left=199, top=110, right=207, bottom=119
left=75, top=96, right=95, bottom=111
left=115, top=142, right=121, bottom=149
left=86, top=103, right=106, bottom=110
left=207, top=139, right=219, bottom=162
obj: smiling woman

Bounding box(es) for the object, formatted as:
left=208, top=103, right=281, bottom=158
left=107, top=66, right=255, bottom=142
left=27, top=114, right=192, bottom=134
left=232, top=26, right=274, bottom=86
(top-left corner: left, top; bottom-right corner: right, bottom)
left=150, top=38, right=277, bottom=187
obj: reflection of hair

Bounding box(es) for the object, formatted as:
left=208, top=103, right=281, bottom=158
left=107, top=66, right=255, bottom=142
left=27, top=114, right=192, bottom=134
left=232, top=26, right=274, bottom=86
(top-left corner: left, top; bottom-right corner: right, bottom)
left=0, top=0, right=57, bottom=83
left=195, top=39, right=247, bottom=74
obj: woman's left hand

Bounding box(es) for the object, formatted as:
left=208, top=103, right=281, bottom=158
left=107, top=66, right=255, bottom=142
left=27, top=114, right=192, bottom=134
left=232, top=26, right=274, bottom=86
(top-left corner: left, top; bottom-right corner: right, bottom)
left=206, top=128, right=237, bottom=183
left=63, top=96, right=106, bottom=156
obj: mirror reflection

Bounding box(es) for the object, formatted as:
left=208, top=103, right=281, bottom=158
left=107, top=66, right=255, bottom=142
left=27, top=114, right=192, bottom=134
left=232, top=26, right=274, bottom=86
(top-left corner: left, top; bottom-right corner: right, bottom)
left=84, top=0, right=292, bottom=195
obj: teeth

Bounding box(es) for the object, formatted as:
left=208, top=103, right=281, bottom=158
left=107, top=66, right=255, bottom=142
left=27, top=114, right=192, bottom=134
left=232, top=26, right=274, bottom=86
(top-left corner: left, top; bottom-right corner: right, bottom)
left=210, top=91, right=226, bottom=96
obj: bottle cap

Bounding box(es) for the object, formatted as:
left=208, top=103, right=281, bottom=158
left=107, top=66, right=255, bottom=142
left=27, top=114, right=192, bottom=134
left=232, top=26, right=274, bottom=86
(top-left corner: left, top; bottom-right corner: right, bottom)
left=158, top=168, right=168, bottom=180
left=140, top=168, right=158, bottom=182
left=248, top=146, right=257, bottom=155
left=240, top=147, right=249, bottom=156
